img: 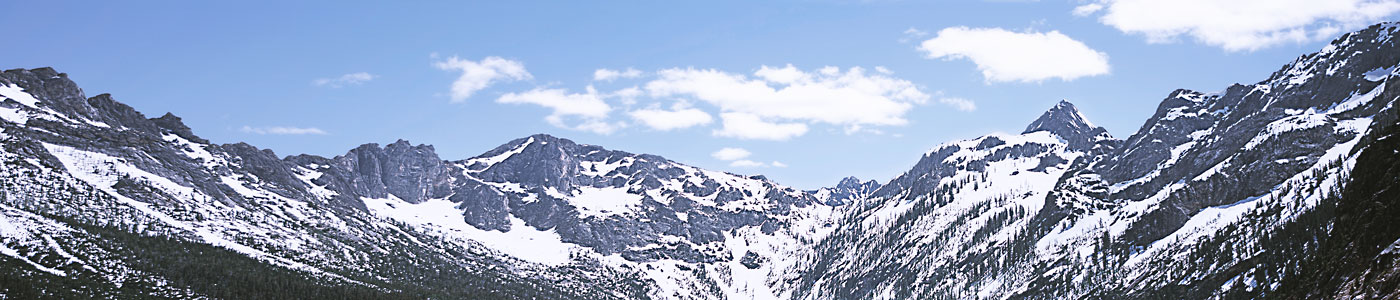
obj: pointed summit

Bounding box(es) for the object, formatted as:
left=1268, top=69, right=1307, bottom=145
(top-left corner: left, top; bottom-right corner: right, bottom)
left=1023, top=100, right=1111, bottom=150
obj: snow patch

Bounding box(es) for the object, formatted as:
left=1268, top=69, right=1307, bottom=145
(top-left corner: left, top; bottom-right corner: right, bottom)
left=570, top=186, right=645, bottom=218
left=0, top=84, right=41, bottom=108
left=361, top=196, right=576, bottom=265
left=466, top=137, right=533, bottom=171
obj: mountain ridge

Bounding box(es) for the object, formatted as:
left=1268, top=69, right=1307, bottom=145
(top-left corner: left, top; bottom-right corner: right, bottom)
left=1, top=21, right=1399, bottom=300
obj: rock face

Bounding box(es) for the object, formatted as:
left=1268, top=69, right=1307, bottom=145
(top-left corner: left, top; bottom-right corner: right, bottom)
left=334, top=140, right=455, bottom=203
left=3, top=22, right=1400, bottom=300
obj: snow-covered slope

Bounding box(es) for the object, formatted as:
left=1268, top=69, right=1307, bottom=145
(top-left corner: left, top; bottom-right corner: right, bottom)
left=788, top=100, right=1116, bottom=299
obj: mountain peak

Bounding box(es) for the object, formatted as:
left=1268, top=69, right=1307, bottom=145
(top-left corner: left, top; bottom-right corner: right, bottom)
left=836, top=176, right=863, bottom=188
left=1023, top=100, right=1111, bottom=150
left=1024, top=100, right=1091, bottom=134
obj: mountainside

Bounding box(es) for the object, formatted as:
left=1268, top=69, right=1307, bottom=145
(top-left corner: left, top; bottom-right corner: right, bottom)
left=1272, top=101, right=1400, bottom=299
left=0, top=67, right=656, bottom=299
left=788, top=22, right=1400, bottom=299
left=0, top=67, right=847, bottom=299
left=1, top=22, right=1398, bottom=300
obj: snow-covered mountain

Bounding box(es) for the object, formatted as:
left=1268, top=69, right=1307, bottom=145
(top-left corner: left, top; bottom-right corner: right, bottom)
left=787, top=22, right=1400, bottom=299
left=0, top=66, right=847, bottom=299
left=2, top=22, right=1398, bottom=300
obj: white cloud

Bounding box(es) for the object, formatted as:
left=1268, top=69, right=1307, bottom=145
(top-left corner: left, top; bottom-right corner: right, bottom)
left=900, top=27, right=930, bottom=43
left=939, top=97, right=977, bottom=112
left=434, top=56, right=532, bottom=102
left=1072, top=3, right=1103, bottom=17
left=1082, top=0, right=1400, bottom=51
left=498, top=64, right=966, bottom=139
left=645, top=64, right=930, bottom=140
left=729, top=160, right=767, bottom=168
left=727, top=159, right=787, bottom=168
left=496, top=86, right=623, bottom=134
left=313, top=72, right=375, bottom=88
left=240, top=126, right=327, bottom=135
left=919, top=27, right=1110, bottom=83
left=612, top=86, right=643, bottom=106
left=711, top=148, right=785, bottom=168
left=594, top=68, right=643, bottom=81
left=567, top=119, right=626, bottom=135
left=711, top=147, right=752, bottom=161
left=712, top=112, right=809, bottom=141
left=629, top=105, right=713, bottom=131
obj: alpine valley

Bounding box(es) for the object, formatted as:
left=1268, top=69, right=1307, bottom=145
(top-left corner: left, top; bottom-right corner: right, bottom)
left=3, top=22, right=1400, bottom=300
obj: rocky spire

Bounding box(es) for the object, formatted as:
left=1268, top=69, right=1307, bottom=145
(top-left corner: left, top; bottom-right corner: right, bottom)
left=1023, top=100, right=1111, bottom=151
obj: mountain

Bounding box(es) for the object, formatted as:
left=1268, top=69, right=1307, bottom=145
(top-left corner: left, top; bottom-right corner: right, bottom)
left=1, top=22, right=1398, bottom=300
left=788, top=99, right=1117, bottom=299
left=786, top=22, right=1400, bottom=299
left=809, top=177, right=881, bottom=206
left=0, top=67, right=847, bottom=299
left=0, top=68, right=656, bottom=299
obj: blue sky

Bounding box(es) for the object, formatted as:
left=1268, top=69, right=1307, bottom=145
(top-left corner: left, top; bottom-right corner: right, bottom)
left=5, top=1, right=1397, bottom=189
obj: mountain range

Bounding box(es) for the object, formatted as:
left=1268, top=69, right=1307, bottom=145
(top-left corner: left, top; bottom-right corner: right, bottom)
left=1, top=22, right=1398, bottom=300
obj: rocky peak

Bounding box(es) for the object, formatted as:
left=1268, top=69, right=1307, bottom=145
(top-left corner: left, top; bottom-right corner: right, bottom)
left=1023, top=100, right=1092, bottom=136
left=335, top=140, right=453, bottom=203
left=472, top=133, right=596, bottom=191
left=835, top=176, right=879, bottom=191
left=150, top=112, right=208, bottom=144
left=812, top=176, right=881, bottom=205
left=1023, top=100, right=1111, bottom=151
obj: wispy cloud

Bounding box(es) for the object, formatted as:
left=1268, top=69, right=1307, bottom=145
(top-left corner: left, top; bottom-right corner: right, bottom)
left=496, top=86, right=623, bottom=135
left=434, top=56, right=532, bottom=102
left=1071, top=3, right=1103, bottom=17
left=939, top=97, right=977, bottom=112
left=711, top=147, right=785, bottom=168
left=711, top=147, right=752, bottom=161
left=729, top=159, right=787, bottom=168
left=899, top=27, right=929, bottom=43
left=240, top=126, right=328, bottom=135
left=594, top=68, right=643, bottom=81
left=730, top=159, right=766, bottom=167
left=313, top=72, right=375, bottom=88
